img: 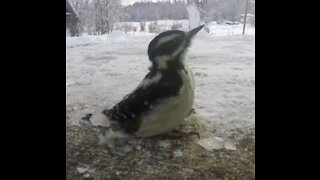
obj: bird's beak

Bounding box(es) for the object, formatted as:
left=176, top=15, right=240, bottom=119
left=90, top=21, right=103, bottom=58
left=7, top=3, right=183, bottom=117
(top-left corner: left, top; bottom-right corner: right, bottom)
left=186, top=25, right=205, bottom=40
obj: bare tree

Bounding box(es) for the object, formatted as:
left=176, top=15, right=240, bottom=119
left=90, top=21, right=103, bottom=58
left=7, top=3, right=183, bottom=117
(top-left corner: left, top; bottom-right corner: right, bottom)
left=105, top=0, right=123, bottom=34
left=123, top=1, right=188, bottom=22
left=93, top=0, right=123, bottom=34
left=201, top=0, right=248, bottom=23
left=70, top=0, right=90, bottom=34
left=70, top=0, right=123, bottom=35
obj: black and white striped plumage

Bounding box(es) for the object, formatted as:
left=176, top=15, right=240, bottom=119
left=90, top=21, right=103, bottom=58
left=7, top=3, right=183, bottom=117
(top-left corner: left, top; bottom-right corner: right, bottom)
left=104, top=25, right=205, bottom=137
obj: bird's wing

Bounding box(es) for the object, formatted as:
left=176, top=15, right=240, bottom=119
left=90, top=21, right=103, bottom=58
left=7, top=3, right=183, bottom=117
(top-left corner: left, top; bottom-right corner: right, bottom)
left=105, top=70, right=183, bottom=133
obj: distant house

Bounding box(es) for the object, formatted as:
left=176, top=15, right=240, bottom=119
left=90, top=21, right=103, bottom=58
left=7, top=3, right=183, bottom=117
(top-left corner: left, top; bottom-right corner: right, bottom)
left=66, top=0, right=80, bottom=37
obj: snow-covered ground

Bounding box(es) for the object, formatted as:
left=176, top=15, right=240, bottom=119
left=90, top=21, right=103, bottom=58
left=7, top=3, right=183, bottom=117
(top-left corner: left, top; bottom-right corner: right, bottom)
left=112, top=19, right=254, bottom=36
left=66, top=23, right=255, bottom=140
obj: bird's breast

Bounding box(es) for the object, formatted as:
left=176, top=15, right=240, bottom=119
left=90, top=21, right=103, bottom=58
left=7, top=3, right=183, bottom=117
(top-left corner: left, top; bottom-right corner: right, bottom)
left=135, top=67, right=195, bottom=137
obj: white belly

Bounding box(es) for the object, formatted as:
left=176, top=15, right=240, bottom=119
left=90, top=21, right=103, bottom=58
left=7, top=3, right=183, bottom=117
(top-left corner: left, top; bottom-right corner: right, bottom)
left=135, top=67, right=195, bottom=137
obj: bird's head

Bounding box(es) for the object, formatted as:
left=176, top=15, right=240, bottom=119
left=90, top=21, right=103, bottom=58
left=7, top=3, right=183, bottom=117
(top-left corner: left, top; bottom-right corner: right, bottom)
left=147, top=25, right=205, bottom=70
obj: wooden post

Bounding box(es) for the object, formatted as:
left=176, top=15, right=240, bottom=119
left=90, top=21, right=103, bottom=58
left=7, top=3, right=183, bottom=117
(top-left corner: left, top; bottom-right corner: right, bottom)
left=242, top=0, right=249, bottom=35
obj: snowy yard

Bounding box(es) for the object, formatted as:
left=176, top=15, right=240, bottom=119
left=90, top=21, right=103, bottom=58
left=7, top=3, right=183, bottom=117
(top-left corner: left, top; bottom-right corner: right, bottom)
left=66, top=23, right=255, bottom=179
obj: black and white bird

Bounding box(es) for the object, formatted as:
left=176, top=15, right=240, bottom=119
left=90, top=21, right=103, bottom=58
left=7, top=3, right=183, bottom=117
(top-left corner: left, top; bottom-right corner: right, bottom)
left=102, top=25, right=205, bottom=137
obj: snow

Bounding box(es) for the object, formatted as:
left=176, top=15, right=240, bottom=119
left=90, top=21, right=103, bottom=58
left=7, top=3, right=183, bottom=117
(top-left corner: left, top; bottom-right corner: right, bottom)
left=66, top=22, right=255, bottom=144
left=89, top=107, right=109, bottom=127
left=224, top=141, right=237, bottom=150
left=158, top=140, right=172, bottom=149
left=173, top=149, right=183, bottom=157
left=77, top=166, right=89, bottom=174
left=83, top=173, right=91, bottom=179
left=113, top=20, right=255, bottom=36
left=197, top=136, right=225, bottom=150
left=206, top=22, right=255, bottom=36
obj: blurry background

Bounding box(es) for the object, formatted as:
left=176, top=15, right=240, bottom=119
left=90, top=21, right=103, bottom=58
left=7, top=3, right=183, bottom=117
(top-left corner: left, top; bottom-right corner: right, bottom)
left=66, top=0, right=255, bottom=36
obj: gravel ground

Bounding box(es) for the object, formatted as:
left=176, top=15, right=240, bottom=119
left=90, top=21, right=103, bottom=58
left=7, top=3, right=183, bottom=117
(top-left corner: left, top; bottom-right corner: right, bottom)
left=66, top=115, right=254, bottom=180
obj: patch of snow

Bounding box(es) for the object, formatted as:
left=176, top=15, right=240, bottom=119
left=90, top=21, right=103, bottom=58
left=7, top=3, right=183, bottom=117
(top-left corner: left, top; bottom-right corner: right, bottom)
left=77, top=166, right=89, bottom=174
left=224, top=141, right=237, bottom=150
left=197, top=135, right=225, bottom=151
left=89, top=108, right=110, bottom=127
left=136, top=145, right=142, bottom=151
left=158, top=140, right=172, bottom=149
left=98, top=128, right=129, bottom=150
left=173, top=150, right=183, bottom=157
left=112, top=19, right=254, bottom=36
left=83, top=173, right=91, bottom=179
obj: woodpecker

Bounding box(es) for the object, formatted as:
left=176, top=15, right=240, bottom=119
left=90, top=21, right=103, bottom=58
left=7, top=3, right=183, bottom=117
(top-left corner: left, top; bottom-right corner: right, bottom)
left=103, top=25, right=205, bottom=137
